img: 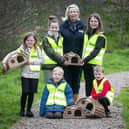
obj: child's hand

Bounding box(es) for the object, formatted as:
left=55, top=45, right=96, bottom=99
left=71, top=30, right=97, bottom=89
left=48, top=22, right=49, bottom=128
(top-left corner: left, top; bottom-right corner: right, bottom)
left=88, top=96, right=92, bottom=99
left=26, top=60, right=33, bottom=65
left=2, top=64, right=8, bottom=73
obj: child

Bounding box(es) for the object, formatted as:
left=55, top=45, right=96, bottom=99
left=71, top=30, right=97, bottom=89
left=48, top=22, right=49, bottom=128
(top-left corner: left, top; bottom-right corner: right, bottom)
left=39, top=66, right=74, bottom=119
left=83, top=13, right=107, bottom=97
left=89, top=65, right=115, bottom=117
left=2, top=32, right=43, bottom=117
left=41, top=15, right=65, bottom=82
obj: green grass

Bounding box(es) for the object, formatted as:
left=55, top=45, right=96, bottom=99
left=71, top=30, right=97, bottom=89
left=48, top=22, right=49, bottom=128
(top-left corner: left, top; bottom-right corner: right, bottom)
left=104, top=48, right=129, bottom=73
left=0, top=48, right=129, bottom=129
left=0, top=70, right=21, bottom=129
left=117, top=87, right=129, bottom=129
left=0, top=68, right=44, bottom=129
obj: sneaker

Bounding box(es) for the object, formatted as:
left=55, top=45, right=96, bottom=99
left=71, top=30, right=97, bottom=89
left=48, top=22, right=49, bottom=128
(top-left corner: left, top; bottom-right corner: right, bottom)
left=19, top=111, right=25, bottom=117
left=26, top=111, right=34, bottom=117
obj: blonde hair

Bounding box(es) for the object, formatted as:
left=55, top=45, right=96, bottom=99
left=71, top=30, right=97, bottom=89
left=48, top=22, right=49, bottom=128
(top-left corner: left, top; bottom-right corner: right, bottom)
left=63, top=4, right=80, bottom=21
left=53, top=66, right=64, bottom=75
left=93, top=65, right=104, bottom=73
left=87, top=13, right=104, bottom=33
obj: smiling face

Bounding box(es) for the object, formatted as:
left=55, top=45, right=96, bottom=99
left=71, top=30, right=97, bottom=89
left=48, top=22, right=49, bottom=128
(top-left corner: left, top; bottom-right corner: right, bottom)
left=89, top=16, right=99, bottom=30
left=49, top=22, right=59, bottom=35
left=25, top=35, right=36, bottom=48
left=68, top=7, right=79, bottom=21
left=52, top=70, right=63, bottom=83
left=52, top=67, right=64, bottom=83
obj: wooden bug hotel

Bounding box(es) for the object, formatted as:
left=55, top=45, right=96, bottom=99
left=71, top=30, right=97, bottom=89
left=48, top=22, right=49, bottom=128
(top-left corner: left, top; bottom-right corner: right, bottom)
left=63, top=104, right=86, bottom=119
left=3, top=53, right=28, bottom=73
left=64, top=52, right=84, bottom=66
left=63, top=97, right=105, bottom=119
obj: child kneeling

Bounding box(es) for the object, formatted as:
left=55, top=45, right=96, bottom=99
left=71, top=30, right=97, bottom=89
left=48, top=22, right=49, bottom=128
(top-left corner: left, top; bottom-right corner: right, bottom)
left=39, top=66, right=74, bottom=118
left=89, top=66, right=115, bottom=117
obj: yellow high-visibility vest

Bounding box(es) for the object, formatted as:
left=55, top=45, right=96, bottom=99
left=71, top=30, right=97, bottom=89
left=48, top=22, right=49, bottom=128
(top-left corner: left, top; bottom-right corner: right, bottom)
left=17, top=46, right=40, bottom=71
left=83, top=32, right=107, bottom=65
left=42, top=36, right=63, bottom=64
left=93, top=78, right=115, bottom=104
left=46, top=82, right=67, bottom=106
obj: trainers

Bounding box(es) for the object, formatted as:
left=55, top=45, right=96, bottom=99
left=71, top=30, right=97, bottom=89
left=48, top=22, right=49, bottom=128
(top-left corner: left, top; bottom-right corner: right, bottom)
left=26, top=111, right=34, bottom=117
left=19, top=111, right=25, bottom=117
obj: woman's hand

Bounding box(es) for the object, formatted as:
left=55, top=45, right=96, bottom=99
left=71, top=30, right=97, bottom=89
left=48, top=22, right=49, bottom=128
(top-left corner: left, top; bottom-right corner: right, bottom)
left=64, top=60, right=69, bottom=66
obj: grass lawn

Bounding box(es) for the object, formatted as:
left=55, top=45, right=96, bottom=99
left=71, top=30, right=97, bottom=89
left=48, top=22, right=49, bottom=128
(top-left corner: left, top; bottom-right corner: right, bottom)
left=117, top=87, right=129, bottom=129
left=104, top=48, right=129, bottom=73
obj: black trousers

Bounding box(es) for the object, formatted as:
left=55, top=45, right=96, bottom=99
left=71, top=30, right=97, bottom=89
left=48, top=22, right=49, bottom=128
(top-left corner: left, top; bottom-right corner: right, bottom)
left=98, top=96, right=110, bottom=113
left=64, top=65, right=82, bottom=94
left=20, top=92, right=34, bottom=111
left=83, top=63, right=95, bottom=96
left=20, top=77, right=38, bottom=112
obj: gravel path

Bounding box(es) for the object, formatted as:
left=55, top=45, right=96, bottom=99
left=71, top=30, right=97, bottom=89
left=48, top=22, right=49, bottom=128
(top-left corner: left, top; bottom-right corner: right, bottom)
left=10, top=71, right=129, bottom=129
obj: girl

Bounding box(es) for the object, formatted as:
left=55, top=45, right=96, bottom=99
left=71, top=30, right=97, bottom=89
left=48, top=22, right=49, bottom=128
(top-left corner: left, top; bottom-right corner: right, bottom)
left=2, top=32, right=43, bottom=117
left=41, top=15, right=65, bottom=82
left=83, top=13, right=107, bottom=97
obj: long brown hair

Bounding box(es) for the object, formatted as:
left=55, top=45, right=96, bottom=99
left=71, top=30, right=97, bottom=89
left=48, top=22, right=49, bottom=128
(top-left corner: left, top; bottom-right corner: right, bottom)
left=87, top=13, right=104, bottom=33
left=23, top=32, right=37, bottom=49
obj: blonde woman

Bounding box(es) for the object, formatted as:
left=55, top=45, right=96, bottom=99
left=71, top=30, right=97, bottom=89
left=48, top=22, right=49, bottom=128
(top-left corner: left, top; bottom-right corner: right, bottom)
left=60, top=4, right=85, bottom=101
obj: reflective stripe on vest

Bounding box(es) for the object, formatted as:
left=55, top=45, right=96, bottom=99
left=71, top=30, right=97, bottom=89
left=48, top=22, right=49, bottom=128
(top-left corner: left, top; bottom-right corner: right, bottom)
left=42, top=36, right=63, bottom=64
left=29, top=46, right=40, bottom=71
left=46, top=82, right=67, bottom=106
left=83, top=32, right=107, bottom=65
left=17, top=46, right=40, bottom=71
left=93, top=79, right=115, bottom=104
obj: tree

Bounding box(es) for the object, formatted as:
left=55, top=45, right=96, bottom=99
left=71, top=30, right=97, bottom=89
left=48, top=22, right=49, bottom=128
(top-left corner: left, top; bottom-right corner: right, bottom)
left=106, top=0, right=129, bottom=47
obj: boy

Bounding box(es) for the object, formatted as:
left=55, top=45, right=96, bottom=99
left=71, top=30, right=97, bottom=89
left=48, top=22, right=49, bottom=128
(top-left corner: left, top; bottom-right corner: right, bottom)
left=89, top=65, right=115, bottom=117
left=39, top=66, right=74, bottom=118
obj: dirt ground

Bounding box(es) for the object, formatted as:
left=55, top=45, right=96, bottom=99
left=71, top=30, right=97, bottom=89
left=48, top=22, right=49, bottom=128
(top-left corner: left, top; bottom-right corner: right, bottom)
left=10, top=71, right=129, bottom=129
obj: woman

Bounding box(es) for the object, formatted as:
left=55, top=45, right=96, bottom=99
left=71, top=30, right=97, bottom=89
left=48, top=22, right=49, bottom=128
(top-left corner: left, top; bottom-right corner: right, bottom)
left=60, top=4, right=85, bottom=101
left=83, top=13, right=107, bottom=97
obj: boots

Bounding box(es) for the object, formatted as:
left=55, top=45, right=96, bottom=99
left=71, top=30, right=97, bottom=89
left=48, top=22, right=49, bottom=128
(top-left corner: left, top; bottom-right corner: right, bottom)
left=73, top=94, right=79, bottom=102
